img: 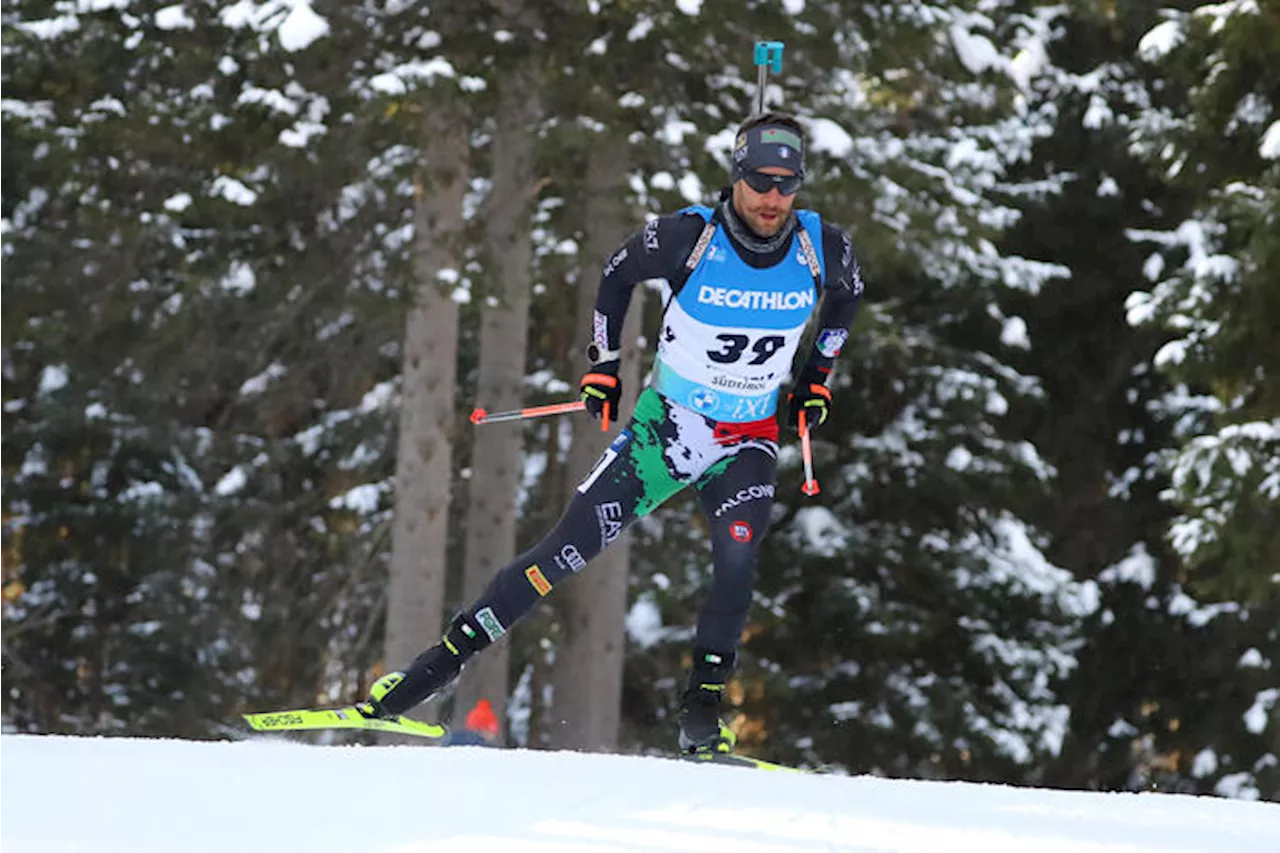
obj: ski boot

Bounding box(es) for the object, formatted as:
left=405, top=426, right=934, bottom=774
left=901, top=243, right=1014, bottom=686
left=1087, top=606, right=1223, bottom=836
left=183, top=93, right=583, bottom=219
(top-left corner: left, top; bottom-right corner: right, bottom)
left=358, top=612, right=490, bottom=720
left=677, top=649, right=738, bottom=755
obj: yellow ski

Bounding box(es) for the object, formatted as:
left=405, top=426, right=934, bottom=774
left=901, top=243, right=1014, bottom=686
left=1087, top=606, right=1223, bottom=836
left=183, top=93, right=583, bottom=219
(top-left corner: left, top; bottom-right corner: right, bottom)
left=682, top=751, right=811, bottom=773
left=242, top=705, right=448, bottom=740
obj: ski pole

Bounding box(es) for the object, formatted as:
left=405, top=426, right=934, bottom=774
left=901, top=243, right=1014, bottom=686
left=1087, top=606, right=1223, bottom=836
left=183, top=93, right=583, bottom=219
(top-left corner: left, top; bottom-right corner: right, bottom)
left=470, top=400, right=586, bottom=426
left=753, top=41, right=785, bottom=116
left=798, top=409, right=820, bottom=496
left=470, top=400, right=608, bottom=432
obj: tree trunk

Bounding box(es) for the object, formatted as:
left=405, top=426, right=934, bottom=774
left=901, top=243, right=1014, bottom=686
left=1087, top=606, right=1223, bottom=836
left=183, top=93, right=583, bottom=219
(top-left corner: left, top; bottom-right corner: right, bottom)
left=384, top=100, right=469, bottom=716
left=453, top=72, right=541, bottom=736
left=547, top=134, right=641, bottom=752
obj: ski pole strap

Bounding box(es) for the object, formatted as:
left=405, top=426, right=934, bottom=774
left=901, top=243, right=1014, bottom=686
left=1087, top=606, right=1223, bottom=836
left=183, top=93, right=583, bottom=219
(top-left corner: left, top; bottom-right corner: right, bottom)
left=579, top=374, right=617, bottom=433
left=580, top=373, right=619, bottom=389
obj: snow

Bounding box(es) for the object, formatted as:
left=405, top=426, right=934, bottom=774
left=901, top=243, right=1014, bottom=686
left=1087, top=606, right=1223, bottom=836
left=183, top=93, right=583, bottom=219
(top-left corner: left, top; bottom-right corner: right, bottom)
left=1083, top=94, right=1113, bottom=129
left=1243, top=689, right=1278, bottom=735
left=220, top=261, right=256, bottom=294
left=329, top=483, right=384, bottom=515
left=794, top=505, right=850, bottom=556
left=37, top=363, right=69, bottom=394
left=163, top=192, right=193, bottom=213
left=211, top=176, right=259, bottom=206
left=277, top=2, right=330, bottom=52
left=625, top=595, right=664, bottom=648
left=1000, top=315, right=1030, bottom=349
left=1097, top=543, right=1158, bottom=591
left=13, top=14, right=79, bottom=39
left=1260, top=121, right=1280, bottom=160
left=155, top=4, right=196, bottom=30
left=946, top=445, right=974, bottom=471
left=217, top=0, right=330, bottom=51
left=236, top=82, right=301, bottom=116
left=213, top=466, right=248, bottom=496
left=359, top=380, right=396, bottom=413
left=3, top=735, right=1279, bottom=853
left=238, top=362, right=287, bottom=395
left=368, top=59, right=460, bottom=95
left=118, top=481, right=164, bottom=503
left=626, top=17, right=654, bottom=41
left=1192, top=748, right=1219, bottom=777
left=950, top=24, right=1002, bottom=77
left=1239, top=648, right=1267, bottom=668
left=1195, top=0, right=1261, bottom=34
left=1137, top=19, right=1185, bottom=62
left=808, top=117, right=855, bottom=158
left=677, top=172, right=704, bottom=203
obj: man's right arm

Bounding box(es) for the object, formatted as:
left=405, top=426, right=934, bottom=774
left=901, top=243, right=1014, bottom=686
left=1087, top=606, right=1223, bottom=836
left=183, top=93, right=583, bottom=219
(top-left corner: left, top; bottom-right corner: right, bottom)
left=590, top=211, right=706, bottom=360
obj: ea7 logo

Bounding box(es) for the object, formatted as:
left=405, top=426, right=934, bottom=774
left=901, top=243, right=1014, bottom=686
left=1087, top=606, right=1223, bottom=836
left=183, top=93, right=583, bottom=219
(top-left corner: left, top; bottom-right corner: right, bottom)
left=643, top=219, right=660, bottom=252
left=593, top=310, right=609, bottom=348
left=595, top=502, right=624, bottom=549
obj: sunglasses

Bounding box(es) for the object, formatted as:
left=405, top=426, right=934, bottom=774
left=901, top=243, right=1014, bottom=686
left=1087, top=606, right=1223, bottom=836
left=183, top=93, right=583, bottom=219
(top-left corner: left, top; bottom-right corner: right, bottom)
left=740, top=170, right=803, bottom=196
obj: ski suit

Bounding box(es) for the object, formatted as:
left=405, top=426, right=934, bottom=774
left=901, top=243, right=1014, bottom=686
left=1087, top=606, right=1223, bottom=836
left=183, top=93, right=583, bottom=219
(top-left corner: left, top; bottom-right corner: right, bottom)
left=464, top=197, right=863, bottom=655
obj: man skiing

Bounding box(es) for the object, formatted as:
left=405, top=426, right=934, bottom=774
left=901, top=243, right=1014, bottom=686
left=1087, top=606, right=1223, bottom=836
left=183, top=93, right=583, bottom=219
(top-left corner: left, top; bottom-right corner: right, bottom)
left=361, top=111, right=864, bottom=756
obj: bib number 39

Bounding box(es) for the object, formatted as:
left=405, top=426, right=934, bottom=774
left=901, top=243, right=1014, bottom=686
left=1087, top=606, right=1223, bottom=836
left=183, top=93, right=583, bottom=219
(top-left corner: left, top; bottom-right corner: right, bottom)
left=707, top=334, right=784, bottom=365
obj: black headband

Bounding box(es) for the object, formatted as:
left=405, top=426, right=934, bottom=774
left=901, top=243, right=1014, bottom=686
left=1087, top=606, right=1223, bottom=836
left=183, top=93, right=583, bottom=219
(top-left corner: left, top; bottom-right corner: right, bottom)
left=731, top=124, right=806, bottom=179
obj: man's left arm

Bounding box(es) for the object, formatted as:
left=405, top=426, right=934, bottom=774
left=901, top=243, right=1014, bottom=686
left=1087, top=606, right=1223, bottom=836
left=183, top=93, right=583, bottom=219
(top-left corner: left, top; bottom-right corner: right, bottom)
left=787, top=223, right=865, bottom=430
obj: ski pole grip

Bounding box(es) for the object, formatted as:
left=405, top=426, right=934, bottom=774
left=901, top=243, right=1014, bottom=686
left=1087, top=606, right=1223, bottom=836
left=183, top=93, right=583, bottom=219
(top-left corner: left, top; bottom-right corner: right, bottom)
left=754, top=41, right=784, bottom=74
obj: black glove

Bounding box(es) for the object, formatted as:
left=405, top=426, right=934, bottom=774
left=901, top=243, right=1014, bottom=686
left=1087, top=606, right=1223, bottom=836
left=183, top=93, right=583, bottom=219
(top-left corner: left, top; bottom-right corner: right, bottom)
left=580, top=360, right=622, bottom=423
left=786, top=370, right=832, bottom=432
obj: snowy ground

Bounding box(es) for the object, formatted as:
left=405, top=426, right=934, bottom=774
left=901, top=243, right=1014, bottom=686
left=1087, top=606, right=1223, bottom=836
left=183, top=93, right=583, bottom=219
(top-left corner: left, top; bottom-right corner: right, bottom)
left=2, top=735, right=1277, bottom=853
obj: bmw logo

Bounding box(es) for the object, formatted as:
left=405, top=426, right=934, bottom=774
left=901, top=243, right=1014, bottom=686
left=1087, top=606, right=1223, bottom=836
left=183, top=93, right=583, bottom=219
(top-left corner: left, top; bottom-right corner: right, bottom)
left=689, top=388, right=720, bottom=412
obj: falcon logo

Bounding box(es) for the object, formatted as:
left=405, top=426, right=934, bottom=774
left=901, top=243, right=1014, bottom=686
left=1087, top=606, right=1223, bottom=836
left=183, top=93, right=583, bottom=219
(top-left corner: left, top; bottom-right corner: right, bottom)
left=713, top=484, right=775, bottom=518
left=730, top=521, right=753, bottom=543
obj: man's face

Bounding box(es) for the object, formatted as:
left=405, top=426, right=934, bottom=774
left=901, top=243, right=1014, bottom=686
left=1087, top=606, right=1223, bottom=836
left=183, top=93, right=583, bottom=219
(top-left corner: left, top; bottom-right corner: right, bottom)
left=732, top=166, right=799, bottom=237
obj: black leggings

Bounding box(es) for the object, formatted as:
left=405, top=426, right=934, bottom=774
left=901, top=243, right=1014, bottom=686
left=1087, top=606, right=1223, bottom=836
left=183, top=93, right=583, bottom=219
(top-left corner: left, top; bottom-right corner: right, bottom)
left=464, top=388, right=778, bottom=655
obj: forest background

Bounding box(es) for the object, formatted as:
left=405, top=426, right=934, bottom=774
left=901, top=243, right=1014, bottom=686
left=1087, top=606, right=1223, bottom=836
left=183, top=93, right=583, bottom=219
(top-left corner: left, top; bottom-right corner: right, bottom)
left=3, top=0, right=1277, bottom=800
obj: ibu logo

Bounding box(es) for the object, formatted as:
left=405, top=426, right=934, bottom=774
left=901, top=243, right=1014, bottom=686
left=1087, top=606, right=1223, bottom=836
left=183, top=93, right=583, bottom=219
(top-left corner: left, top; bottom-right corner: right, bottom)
left=689, top=388, right=720, bottom=413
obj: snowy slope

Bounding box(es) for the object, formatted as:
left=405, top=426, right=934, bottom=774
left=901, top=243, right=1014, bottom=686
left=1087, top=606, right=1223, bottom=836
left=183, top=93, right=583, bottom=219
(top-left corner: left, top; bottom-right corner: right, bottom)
left=2, top=735, right=1277, bottom=853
